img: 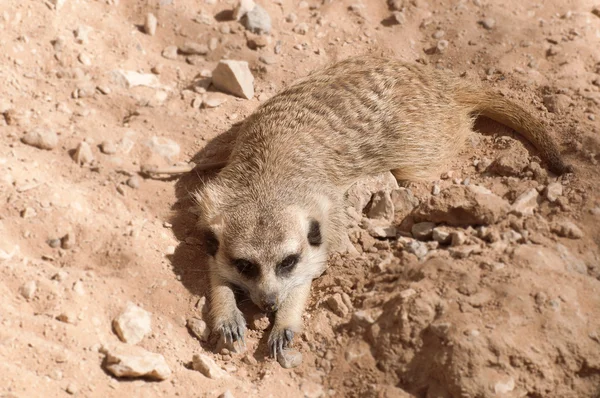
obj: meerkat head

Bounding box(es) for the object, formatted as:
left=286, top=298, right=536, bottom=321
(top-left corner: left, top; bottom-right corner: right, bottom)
left=194, top=179, right=330, bottom=313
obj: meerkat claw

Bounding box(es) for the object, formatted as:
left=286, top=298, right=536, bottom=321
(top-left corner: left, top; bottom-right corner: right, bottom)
left=268, top=328, right=294, bottom=358
left=215, top=311, right=247, bottom=347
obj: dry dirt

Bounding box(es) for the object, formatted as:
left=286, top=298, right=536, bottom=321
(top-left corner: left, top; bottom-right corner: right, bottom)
left=1, top=0, right=600, bottom=397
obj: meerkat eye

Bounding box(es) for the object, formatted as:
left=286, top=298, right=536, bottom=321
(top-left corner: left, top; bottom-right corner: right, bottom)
left=203, top=229, right=219, bottom=256
left=232, top=259, right=260, bottom=279
left=307, top=219, right=322, bottom=246
left=277, top=254, right=300, bottom=276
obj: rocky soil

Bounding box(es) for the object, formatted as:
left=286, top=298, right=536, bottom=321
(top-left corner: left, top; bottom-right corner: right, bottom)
left=1, top=0, right=599, bottom=397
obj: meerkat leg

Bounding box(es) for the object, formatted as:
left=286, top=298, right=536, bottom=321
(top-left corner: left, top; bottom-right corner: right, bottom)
left=210, top=273, right=247, bottom=346
left=268, top=282, right=311, bottom=358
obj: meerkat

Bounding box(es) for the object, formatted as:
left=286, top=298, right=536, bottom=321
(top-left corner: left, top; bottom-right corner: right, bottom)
left=193, top=55, right=571, bottom=358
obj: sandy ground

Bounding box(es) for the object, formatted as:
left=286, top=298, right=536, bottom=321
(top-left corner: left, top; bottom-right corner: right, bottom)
left=1, top=0, right=599, bottom=397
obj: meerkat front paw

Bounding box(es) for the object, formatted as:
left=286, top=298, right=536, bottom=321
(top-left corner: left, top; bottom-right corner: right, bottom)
left=268, top=326, right=294, bottom=358
left=214, top=308, right=247, bottom=346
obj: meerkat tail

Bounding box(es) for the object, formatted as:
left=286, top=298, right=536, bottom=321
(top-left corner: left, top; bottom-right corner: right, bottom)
left=455, top=86, right=572, bottom=175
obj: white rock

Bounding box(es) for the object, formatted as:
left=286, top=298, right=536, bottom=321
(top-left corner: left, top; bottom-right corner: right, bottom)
left=511, top=189, right=540, bottom=216
left=301, top=381, right=324, bottom=398
left=78, top=53, right=91, bottom=66
left=242, top=4, right=271, bottom=34
left=73, top=141, right=94, bottom=165
left=233, top=0, right=256, bottom=21
left=162, top=46, right=178, bottom=60
left=179, top=41, right=209, bottom=55
left=432, top=227, right=451, bottom=244
left=103, top=344, right=171, bottom=381
left=187, top=317, right=211, bottom=341
left=113, top=302, right=152, bottom=345
left=545, top=182, right=563, bottom=202
left=347, top=172, right=399, bottom=214
left=480, top=18, right=496, bottom=30
left=72, top=280, right=85, bottom=296
left=192, top=354, right=229, bottom=379
left=100, top=140, right=117, bottom=154
left=113, top=70, right=161, bottom=89
left=202, top=92, right=229, bottom=108
left=367, top=191, right=394, bottom=221
left=211, top=60, right=255, bottom=99
left=145, top=13, right=158, bottom=36
left=494, top=377, right=515, bottom=394
left=404, top=239, right=428, bottom=259
left=219, top=391, right=235, bottom=398
left=362, top=219, right=397, bottom=239
left=450, top=230, right=466, bottom=246
left=51, top=0, right=67, bottom=10
left=411, top=222, right=436, bottom=240
left=293, top=23, right=309, bottom=35
left=144, top=136, right=180, bottom=160
left=277, top=349, right=303, bottom=369
left=0, top=245, right=20, bottom=262
left=73, top=25, right=91, bottom=44
left=19, top=281, right=37, bottom=299
left=21, top=128, right=58, bottom=150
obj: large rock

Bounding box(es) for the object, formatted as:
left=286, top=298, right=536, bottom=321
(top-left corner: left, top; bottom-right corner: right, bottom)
left=113, top=302, right=152, bottom=345
left=233, top=0, right=255, bottom=21
left=412, top=185, right=509, bottom=226
left=346, top=172, right=399, bottom=214
left=103, top=344, right=171, bottom=381
left=366, top=191, right=394, bottom=221
left=488, top=148, right=529, bottom=176
left=211, top=60, right=254, bottom=99
left=241, top=4, right=271, bottom=34
left=510, top=188, right=540, bottom=217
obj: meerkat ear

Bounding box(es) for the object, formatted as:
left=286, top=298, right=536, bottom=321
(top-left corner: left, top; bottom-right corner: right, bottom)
left=193, top=182, right=225, bottom=222
left=307, top=219, right=322, bottom=246
left=193, top=183, right=226, bottom=256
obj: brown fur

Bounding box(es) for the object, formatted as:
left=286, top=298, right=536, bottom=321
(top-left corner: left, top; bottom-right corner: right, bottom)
left=193, top=56, right=571, bottom=356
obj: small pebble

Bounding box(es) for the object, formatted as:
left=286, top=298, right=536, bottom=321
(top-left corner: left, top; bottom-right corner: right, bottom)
left=21, top=128, right=58, bottom=150
left=293, top=23, right=309, bottom=35
left=61, top=233, right=76, bottom=250
left=436, top=40, right=449, bottom=53
left=127, top=176, right=140, bottom=189
left=480, top=18, right=496, bottom=30
left=73, top=141, right=94, bottom=165
left=100, top=140, right=117, bottom=154
left=162, top=46, right=178, bottom=60
left=57, top=312, right=77, bottom=324
left=19, top=281, right=37, bottom=299
left=277, top=349, right=303, bottom=369
left=66, top=383, right=78, bottom=395
left=144, top=13, right=157, bottom=36
left=48, top=238, right=61, bottom=248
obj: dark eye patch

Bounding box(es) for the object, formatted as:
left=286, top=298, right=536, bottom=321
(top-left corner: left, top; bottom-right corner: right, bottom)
left=307, top=219, right=322, bottom=246
left=276, top=254, right=300, bottom=276
left=203, top=229, right=219, bottom=257
left=232, top=258, right=260, bottom=279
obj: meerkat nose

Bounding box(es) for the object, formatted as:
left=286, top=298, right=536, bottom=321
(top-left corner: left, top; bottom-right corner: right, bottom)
left=261, top=294, right=278, bottom=313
